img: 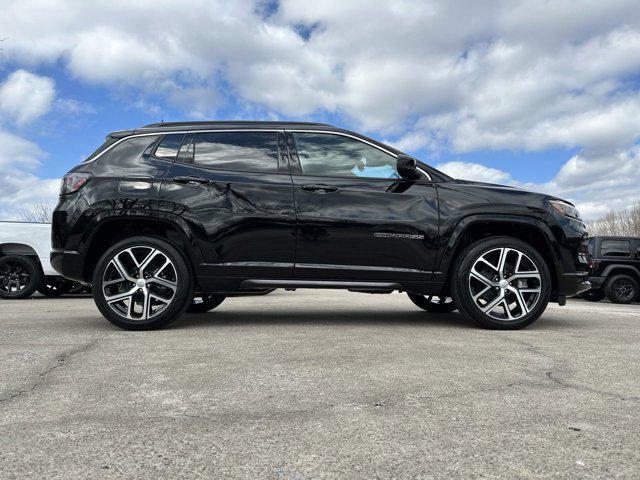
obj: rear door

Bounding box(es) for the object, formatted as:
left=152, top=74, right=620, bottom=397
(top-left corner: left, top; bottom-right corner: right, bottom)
left=287, top=131, right=439, bottom=282
left=158, top=130, right=296, bottom=279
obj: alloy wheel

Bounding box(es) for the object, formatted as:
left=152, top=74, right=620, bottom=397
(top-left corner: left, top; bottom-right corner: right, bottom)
left=468, top=247, right=542, bottom=321
left=0, top=260, right=30, bottom=294
left=613, top=279, right=635, bottom=302
left=102, top=246, right=178, bottom=321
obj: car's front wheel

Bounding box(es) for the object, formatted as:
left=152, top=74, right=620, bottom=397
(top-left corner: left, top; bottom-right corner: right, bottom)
left=92, top=236, right=193, bottom=330
left=605, top=274, right=638, bottom=304
left=451, top=237, right=551, bottom=329
left=37, top=276, right=71, bottom=297
left=579, top=288, right=605, bottom=302
left=186, top=295, right=225, bottom=313
left=407, top=294, right=457, bottom=313
left=0, top=255, right=41, bottom=299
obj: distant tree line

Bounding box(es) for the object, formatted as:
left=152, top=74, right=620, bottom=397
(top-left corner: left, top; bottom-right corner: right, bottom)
left=587, top=202, right=640, bottom=237
left=20, top=202, right=55, bottom=223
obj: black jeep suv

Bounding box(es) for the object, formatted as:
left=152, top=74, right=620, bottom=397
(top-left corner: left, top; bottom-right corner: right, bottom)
left=51, top=121, right=590, bottom=330
left=584, top=236, right=640, bottom=303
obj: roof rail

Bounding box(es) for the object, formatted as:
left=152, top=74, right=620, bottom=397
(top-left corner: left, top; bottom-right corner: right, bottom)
left=142, top=120, right=332, bottom=128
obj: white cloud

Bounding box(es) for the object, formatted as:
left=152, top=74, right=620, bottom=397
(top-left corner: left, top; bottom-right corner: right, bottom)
left=0, top=129, right=59, bottom=219
left=436, top=161, right=515, bottom=185
left=0, top=0, right=639, bottom=217
left=0, top=70, right=55, bottom=125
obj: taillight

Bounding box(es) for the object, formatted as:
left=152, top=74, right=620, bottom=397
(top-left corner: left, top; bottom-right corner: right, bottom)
left=60, top=173, right=92, bottom=195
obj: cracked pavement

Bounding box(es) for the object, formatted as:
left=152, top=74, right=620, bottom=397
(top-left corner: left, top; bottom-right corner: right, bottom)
left=1, top=291, right=639, bottom=479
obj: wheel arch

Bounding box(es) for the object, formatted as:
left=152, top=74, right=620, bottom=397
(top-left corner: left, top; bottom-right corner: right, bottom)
left=439, top=214, right=561, bottom=294
left=79, top=213, right=203, bottom=283
left=602, top=265, right=640, bottom=285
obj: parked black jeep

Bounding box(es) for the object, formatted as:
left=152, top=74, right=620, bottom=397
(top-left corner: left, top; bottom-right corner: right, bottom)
left=51, top=121, right=590, bottom=330
left=585, top=236, right=640, bottom=303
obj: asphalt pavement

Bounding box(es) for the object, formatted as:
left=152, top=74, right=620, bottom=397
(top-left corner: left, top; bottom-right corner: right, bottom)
left=1, top=291, right=639, bottom=479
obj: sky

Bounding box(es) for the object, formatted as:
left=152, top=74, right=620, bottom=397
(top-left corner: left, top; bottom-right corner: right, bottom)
left=0, top=0, right=639, bottom=221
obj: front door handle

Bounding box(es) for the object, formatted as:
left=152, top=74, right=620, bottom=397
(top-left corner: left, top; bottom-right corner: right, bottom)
left=300, top=184, right=339, bottom=194
left=173, top=176, right=210, bottom=185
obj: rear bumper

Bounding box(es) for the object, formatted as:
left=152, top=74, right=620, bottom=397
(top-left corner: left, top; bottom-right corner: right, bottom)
left=557, top=271, right=591, bottom=296
left=50, top=248, right=87, bottom=283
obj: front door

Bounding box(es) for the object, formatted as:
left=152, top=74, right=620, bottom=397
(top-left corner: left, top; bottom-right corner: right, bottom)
left=159, top=130, right=296, bottom=279
left=287, top=131, right=439, bottom=282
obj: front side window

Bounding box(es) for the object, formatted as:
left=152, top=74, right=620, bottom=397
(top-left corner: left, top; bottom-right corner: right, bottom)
left=601, top=240, right=630, bottom=257
left=292, top=132, right=399, bottom=179
left=192, top=132, right=279, bottom=173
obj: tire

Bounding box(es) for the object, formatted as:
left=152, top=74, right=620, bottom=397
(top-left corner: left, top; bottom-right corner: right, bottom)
left=407, top=294, right=457, bottom=313
left=66, top=282, right=90, bottom=295
left=579, top=288, right=605, bottom=302
left=450, top=237, right=551, bottom=330
left=0, top=255, right=41, bottom=299
left=605, top=274, right=639, bottom=304
left=92, top=236, right=193, bottom=330
left=37, top=276, right=72, bottom=297
left=186, top=294, right=225, bottom=313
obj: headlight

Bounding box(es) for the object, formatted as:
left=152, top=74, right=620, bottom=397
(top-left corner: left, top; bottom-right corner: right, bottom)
left=549, top=200, right=581, bottom=220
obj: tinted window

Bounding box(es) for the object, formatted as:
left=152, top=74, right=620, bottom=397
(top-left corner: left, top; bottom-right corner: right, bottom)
left=193, top=132, right=279, bottom=172
left=96, top=135, right=161, bottom=166
left=292, top=132, right=399, bottom=179
left=154, top=134, right=185, bottom=160
left=601, top=240, right=630, bottom=257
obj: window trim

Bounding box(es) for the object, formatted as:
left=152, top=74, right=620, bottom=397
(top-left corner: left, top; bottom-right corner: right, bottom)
left=287, top=130, right=432, bottom=181
left=82, top=128, right=432, bottom=181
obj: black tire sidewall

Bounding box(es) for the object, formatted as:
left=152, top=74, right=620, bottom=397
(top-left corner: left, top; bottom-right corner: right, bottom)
left=451, top=237, right=551, bottom=329
left=605, top=275, right=639, bottom=304
left=0, top=255, right=41, bottom=299
left=186, top=295, right=225, bottom=313
left=37, top=276, right=68, bottom=297
left=92, top=236, right=193, bottom=330
left=407, top=293, right=457, bottom=313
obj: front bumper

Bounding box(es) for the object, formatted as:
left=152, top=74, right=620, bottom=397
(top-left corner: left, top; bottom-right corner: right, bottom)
left=50, top=248, right=87, bottom=283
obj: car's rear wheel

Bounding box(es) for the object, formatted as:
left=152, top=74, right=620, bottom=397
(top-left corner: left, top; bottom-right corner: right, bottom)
left=407, top=294, right=457, bottom=313
left=0, top=255, right=41, bottom=299
left=37, top=276, right=71, bottom=297
left=186, top=295, right=225, bottom=313
left=451, top=237, right=551, bottom=329
left=579, top=288, right=605, bottom=302
left=92, top=236, right=193, bottom=330
left=605, top=274, right=638, bottom=304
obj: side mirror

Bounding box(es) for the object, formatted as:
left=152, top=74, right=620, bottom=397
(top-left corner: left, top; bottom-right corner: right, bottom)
left=397, top=155, right=419, bottom=180
left=636, top=247, right=640, bottom=259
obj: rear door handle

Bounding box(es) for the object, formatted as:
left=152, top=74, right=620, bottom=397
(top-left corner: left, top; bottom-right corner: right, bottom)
left=173, top=176, right=210, bottom=185
left=300, top=184, right=339, bottom=194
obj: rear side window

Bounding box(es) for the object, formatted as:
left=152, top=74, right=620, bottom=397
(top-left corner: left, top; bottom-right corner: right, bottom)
left=601, top=240, right=630, bottom=257
left=94, top=135, right=160, bottom=166
left=154, top=134, right=185, bottom=160
left=192, top=132, right=279, bottom=173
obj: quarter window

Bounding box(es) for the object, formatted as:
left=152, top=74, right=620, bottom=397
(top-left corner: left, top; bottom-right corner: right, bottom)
left=192, top=132, right=279, bottom=173
left=154, top=134, right=185, bottom=160
left=292, top=132, right=399, bottom=179
left=601, top=240, right=630, bottom=257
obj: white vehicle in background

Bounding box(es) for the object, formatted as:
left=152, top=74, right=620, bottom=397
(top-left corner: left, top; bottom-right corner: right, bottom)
left=0, top=221, right=87, bottom=299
